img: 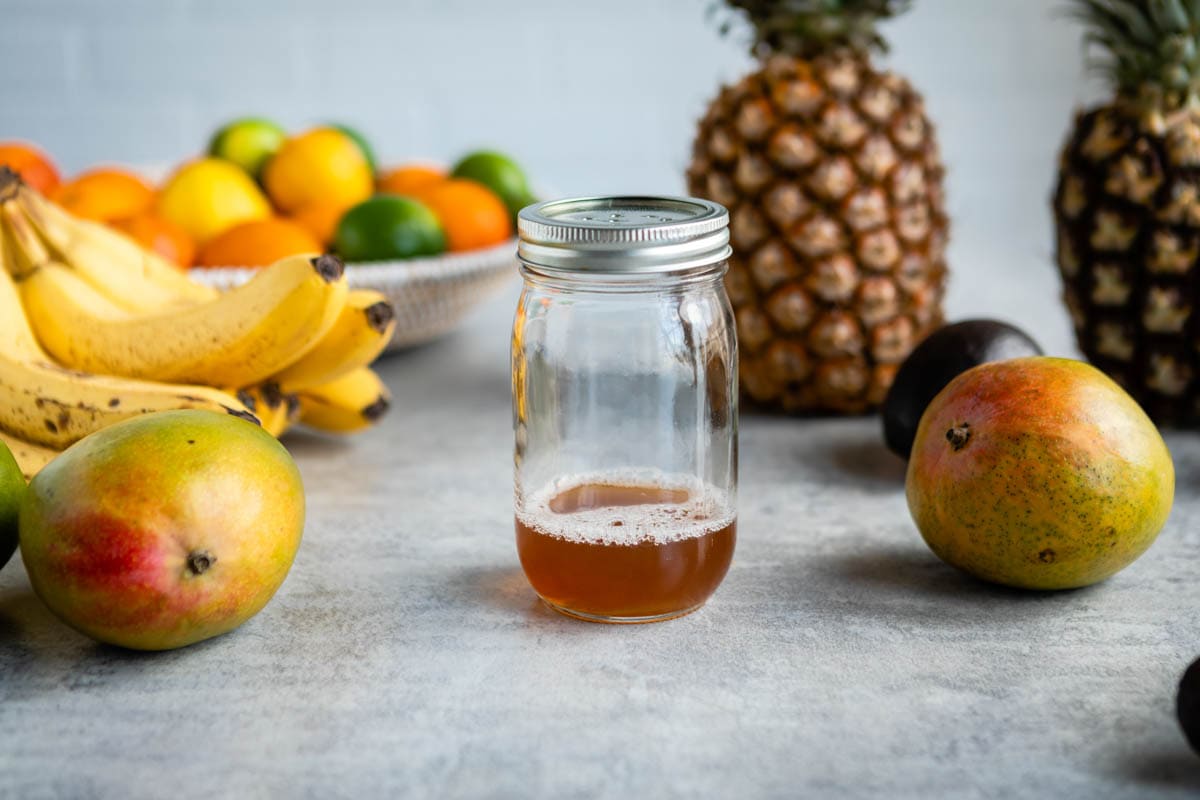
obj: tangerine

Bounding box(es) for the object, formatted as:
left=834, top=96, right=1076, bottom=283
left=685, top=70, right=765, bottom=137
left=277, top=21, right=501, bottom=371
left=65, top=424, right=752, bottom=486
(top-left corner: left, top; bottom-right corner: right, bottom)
left=112, top=213, right=196, bottom=268
left=0, top=142, right=61, bottom=195
left=377, top=164, right=446, bottom=197
left=196, top=217, right=322, bottom=268
left=52, top=167, right=155, bottom=223
left=416, top=179, right=512, bottom=252
left=262, top=127, right=372, bottom=214
left=291, top=201, right=350, bottom=247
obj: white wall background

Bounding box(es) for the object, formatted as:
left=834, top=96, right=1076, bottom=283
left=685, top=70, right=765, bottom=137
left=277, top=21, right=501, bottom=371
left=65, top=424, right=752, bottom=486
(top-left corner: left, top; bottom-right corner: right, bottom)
left=2, top=0, right=1101, bottom=354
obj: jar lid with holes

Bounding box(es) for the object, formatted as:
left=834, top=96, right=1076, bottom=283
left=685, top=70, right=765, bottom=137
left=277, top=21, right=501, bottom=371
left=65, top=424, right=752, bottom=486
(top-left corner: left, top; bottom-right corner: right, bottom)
left=517, top=196, right=731, bottom=274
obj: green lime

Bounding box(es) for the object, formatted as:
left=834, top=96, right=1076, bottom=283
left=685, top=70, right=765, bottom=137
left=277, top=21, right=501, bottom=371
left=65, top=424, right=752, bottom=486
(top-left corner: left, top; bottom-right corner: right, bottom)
left=335, top=195, right=446, bottom=262
left=451, top=150, right=536, bottom=219
left=209, top=117, right=287, bottom=179
left=0, top=441, right=25, bottom=572
left=329, top=123, right=378, bottom=176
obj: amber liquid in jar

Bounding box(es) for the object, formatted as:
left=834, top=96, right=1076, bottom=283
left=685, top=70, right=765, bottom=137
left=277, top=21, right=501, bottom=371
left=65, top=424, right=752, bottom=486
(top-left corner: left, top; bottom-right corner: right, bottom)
left=515, top=471, right=736, bottom=622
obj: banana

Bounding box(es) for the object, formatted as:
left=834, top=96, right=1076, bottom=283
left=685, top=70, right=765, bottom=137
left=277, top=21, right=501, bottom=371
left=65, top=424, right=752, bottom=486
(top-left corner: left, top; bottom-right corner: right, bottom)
left=238, top=384, right=300, bottom=439
left=297, top=367, right=391, bottom=433
left=0, top=258, right=259, bottom=449
left=19, top=253, right=349, bottom=389
left=1, top=200, right=53, bottom=276
left=0, top=428, right=59, bottom=480
left=4, top=173, right=217, bottom=311
left=272, top=289, right=396, bottom=392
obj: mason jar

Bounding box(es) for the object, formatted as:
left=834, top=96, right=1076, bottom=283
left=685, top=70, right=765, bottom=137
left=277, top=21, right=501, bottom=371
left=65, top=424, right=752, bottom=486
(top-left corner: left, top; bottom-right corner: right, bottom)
left=512, top=196, right=738, bottom=623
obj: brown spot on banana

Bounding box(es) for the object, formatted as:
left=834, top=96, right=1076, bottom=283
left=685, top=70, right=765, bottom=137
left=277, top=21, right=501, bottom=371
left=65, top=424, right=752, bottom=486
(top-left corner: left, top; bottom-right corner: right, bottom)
left=311, top=254, right=345, bottom=283
left=365, top=301, right=396, bottom=332
left=225, top=407, right=262, bottom=426
left=363, top=397, right=390, bottom=422
left=0, top=166, right=20, bottom=199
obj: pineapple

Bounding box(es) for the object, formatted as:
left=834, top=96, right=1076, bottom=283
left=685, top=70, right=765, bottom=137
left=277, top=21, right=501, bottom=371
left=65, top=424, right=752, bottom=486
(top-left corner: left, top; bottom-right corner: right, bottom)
left=1055, top=0, right=1200, bottom=425
left=687, top=0, right=948, bottom=414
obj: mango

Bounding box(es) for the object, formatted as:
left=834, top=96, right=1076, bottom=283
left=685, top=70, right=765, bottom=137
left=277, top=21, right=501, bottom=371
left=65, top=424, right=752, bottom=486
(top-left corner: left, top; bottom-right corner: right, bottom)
left=906, top=357, right=1173, bottom=590
left=19, top=410, right=304, bottom=650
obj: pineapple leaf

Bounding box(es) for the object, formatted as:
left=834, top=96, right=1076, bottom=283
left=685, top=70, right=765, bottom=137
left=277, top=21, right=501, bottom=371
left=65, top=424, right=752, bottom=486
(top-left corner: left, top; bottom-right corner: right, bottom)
left=1069, top=0, right=1200, bottom=112
left=716, top=0, right=913, bottom=59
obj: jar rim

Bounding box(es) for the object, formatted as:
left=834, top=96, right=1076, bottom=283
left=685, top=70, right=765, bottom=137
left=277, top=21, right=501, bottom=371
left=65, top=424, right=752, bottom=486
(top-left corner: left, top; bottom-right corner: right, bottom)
left=517, top=195, right=731, bottom=274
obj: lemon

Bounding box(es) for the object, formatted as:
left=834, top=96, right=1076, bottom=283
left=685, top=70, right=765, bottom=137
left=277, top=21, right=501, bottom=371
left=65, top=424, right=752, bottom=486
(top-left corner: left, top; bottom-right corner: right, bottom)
left=263, top=127, right=373, bottom=214
left=157, top=158, right=271, bottom=244
left=209, top=117, right=287, bottom=179
left=335, top=196, right=445, bottom=262
left=0, top=441, right=24, bottom=572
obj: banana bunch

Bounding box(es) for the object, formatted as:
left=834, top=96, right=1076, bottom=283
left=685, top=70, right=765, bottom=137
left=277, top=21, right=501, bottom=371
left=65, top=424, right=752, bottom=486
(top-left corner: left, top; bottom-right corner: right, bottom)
left=0, top=167, right=395, bottom=477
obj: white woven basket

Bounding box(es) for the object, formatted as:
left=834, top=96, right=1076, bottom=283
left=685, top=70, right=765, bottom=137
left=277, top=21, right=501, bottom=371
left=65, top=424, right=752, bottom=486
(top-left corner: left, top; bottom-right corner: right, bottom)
left=190, top=238, right=518, bottom=352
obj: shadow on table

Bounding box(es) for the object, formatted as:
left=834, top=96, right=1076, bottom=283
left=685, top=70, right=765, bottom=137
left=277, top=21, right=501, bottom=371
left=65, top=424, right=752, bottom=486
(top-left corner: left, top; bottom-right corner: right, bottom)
left=278, top=428, right=358, bottom=458
left=446, top=565, right=565, bottom=625
left=785, top=421, right=906, bottom=492
left=0, top=588, right=43, bottom=644
left=1110, top=748, right=1200, bottom=791
left=806, top=542, right=1096, bottom=625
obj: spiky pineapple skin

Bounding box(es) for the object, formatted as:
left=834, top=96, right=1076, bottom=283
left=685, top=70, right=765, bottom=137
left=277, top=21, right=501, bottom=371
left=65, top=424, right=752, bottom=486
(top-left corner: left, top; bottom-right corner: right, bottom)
left=1054, top=106, right=1200, bottom=425
left=687, top=53, right=948, bottom=414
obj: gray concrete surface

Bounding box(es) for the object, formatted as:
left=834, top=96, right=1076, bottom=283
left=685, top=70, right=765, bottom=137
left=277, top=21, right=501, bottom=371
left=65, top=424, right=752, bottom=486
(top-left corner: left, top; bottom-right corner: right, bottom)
left=2, top=283, right=1200, bottom=799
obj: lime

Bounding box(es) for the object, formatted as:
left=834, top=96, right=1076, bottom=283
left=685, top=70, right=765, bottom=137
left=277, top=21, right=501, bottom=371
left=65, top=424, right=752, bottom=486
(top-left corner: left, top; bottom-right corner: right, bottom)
left=0, top=441, right=25, bottom=572
left=208, top=118, right=288, bottom=179
left=451, top=151, right=536, bottom=219
left=335, top=195, right=446, bottom=262
left=329, top=123, right=378, bottom=177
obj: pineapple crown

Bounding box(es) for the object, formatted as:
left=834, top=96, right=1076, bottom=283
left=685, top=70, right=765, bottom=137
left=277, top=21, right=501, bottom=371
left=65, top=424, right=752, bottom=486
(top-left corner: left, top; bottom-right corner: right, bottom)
left=1073, top=0, right=1200, bottom=115
left=717, top=0, right=912, bottom=60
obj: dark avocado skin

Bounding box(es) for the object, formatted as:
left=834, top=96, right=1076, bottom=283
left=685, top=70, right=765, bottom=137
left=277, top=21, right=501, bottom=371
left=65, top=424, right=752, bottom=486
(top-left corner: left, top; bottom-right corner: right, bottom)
left=882, top=319, right=1043, bottom=459
left=1181, top=657, right=1200, bottom=755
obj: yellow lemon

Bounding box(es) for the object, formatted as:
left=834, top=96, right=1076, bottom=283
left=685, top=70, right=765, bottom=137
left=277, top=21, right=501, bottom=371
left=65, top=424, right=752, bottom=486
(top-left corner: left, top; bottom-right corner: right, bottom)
left=157, top=158, right=271, bottom=244
left=263, top=127, right=373, bottom=214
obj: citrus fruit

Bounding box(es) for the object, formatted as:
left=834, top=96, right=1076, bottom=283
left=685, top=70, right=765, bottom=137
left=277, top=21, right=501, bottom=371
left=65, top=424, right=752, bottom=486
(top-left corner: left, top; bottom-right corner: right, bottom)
left=417, top=179, right=512, bottom=251
left=335, top=195, right=445, bottom=262
left=0, top=142, right=60, bottom=195
left=113, top=213, right=196, bottom=267
left=328, top=123, right=378, bottom=175
left=51, top=167, right=155, bottom=223
left=292, top=200, right=349, bottom=246
left=196, top=217, right=323, bottom=267
left=451, top=150, right=535, bottom=219
left=378, top=163, right=446, bottom=196
left=262, top=127, right=373, bottom=214
left=0, top=440, right=24, bottom=572
left=157, top=158, right=272, bottom=244
left=208, top=117, right=287, bottom=179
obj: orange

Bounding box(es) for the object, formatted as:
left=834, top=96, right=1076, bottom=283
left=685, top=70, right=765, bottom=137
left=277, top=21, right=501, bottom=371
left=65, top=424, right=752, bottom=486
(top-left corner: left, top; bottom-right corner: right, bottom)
left=262, top=127, right=372, bottom=214
left=196, top=217, right=322, bottom=268
left=52, top=167, right=155, bottom=223
left=291, top=201, right=350, bottom=247
left=415, top=179, right=512, bottom=252
left=112, top=213, right=196, bottom=268
left=377, top=164, right=446, bottom=197
left=0, top=142, right=61, bottom=195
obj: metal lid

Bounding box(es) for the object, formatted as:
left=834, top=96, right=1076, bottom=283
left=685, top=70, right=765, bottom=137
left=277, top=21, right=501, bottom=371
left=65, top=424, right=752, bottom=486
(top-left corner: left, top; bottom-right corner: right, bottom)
left=517, top=196, right=731, bottom=274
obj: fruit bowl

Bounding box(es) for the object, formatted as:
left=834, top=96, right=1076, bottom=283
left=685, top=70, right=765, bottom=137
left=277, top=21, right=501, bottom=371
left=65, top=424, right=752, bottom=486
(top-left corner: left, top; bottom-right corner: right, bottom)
left=190, top=238, right=518, bottom=352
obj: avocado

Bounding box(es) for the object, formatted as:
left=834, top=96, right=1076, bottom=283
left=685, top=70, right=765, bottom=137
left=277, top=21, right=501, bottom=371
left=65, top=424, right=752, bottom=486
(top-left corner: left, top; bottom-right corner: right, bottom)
left=1180, top=657, right=1200, bottom=755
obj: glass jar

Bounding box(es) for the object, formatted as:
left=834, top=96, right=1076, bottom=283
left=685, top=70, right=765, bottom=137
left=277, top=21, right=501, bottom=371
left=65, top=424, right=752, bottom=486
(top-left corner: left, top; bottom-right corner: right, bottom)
left=512, top=196, right=738, bottom=623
